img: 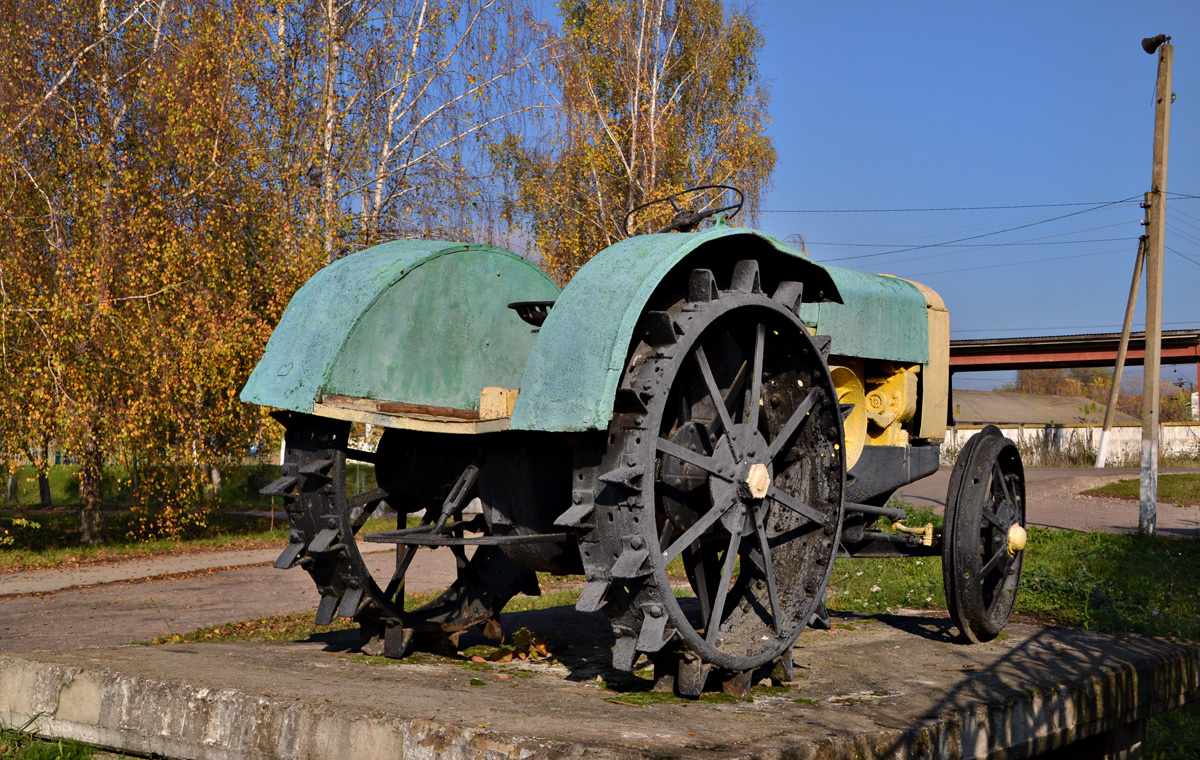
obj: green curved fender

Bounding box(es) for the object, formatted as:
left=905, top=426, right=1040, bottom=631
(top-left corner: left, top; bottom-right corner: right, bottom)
left=797, top=268, right=932, bottom=364
left=512, top=227, right=870, bottom=433
left=240, top=239, right=561, bottom=414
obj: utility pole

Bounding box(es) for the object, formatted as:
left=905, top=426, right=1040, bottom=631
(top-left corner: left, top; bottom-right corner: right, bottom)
left=1139, top=34, right=1172, bottom=536
left=1095, top=233, right=1146, bottom=468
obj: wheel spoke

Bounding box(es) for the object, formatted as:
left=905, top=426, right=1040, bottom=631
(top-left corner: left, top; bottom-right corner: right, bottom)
left=663, top=490, right=738, bottom=565
left=706, top=514, right=744, bottom=645
left=384, top=545, right=417, bottom=601
left=979, top=543, right=1009, bottom=580
left=657, top=437, right=728, bottom=479
left=709, top=326, right=749, bottom=436
left=748, top=322, right=765, bottom=431
left=724, top=359, right=749, bottom=414
left=993, top=462, right=1015, bottom=506
left=696, top=371, right=745, bottom=446
left=764, top=390, right=819, bottom=463
left=981, top=507, right=1005, bottom=529
left=694, top=345, right=736, bottom=450
left=686, top=546, right=715, bottom=628
left=753, top=508, right=782, bottom=631
left=766, top=484, right=827, bottom=525
left=658, top=521, right=674, bottom=552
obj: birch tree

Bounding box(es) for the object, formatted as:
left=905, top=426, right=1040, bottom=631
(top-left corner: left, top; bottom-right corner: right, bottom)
left=498, top=0, right=776, bottom=283
left=252, top=0, right=549, bottom=261
left=0, top=0, right=550, bottom=541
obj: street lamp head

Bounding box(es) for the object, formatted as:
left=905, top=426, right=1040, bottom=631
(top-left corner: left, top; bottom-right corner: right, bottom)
left=1142, top=34, right=1170, bottom=55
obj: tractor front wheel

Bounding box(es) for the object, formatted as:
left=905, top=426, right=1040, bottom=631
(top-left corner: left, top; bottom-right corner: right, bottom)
left=580, top=260, right=845, bottom=695
left=942, top=426, right=1026, bottom=643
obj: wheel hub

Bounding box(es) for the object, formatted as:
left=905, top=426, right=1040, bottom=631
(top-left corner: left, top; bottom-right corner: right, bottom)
left=710, top=423, right=772, bottom=534
left=745, top=463, right=771, bottom=499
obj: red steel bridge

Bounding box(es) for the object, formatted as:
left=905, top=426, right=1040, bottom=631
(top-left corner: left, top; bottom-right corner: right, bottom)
left=949, top=328, right=1200, bottom=377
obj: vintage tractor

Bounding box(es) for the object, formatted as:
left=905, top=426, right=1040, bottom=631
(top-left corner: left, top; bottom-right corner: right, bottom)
left=240, top=194, right=1027, bottom=696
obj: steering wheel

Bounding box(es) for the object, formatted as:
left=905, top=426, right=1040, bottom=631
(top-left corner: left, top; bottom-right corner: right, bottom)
left=623, top=184, right=745, bottom=237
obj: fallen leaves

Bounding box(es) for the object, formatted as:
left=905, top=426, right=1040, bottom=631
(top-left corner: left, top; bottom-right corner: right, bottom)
left=472, top=627, right=551, bottom=663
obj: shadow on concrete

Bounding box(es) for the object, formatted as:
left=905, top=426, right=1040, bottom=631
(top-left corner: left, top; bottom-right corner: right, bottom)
left=877, top=623, right=1189, bottom=755
left=469, top=604, right=618, bottom=684
left=291, top=595, right=1192, bottom=755
left=302, top=628, right=364, bottom=652
left=290, top=603, right=623, bottom=685
left=836, top=610, right=961, bottom=645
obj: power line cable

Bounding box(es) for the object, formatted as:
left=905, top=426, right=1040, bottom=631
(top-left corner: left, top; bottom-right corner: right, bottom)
left=817, top=209, right=1069, bottom=246
left=1168, top=207, right=1200, bottom=226
left=823, top=198, right=1140, bottom=263
left=808, top=235, right=1128, bottom=249
left=761, top=194, right=1200, bottom=213
left=1171, top=206, right=1200, bottom=225
left=1166, top=246, right=1200, bottom=267
left=1166, top=223, right=1200, bottom=248
left=831, top=226, right=1137, bottom=269
left=1167, top=214, right=1200, bottom=237
left=903, top=247, right=1128, bottom=277
left=761, top=198, right=1135, bottom=213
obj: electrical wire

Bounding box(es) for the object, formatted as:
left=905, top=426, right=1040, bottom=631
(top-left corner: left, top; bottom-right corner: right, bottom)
left=902, top=247, right=1128, bottom=277
left=815, top=209, right=1072, bottom=246
left=831, top=229, right=1138, bottom=269
left=760, top=193, right=1200, bottom=214
left=1167, top=210, right=1200, bottom=233
left=1167, top=246, right=1200, bottom=267
left=1172, top=206, right=1200, bottom=225
left=761, top=198, right=1136, bottom=213
left=822, top=198, right=1140, bottom=263
left=1166, top=223, right=1200, bottom=248
left=808, top=235, right=1129, bottom=249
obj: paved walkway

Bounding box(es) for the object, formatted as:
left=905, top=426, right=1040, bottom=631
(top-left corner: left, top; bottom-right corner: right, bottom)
left=1, top=467, right=1195, bottom=655
left=0, top=542, right=458, bottom=654
left=1, top=546, right=312, bottom=597
left=896, top=467, right=1200, bottom=538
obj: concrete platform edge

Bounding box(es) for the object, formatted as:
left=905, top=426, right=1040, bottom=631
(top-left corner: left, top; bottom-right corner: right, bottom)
left=0, top=656, right=629, bottom=760
left=0, top=643, right=1197, bottom=760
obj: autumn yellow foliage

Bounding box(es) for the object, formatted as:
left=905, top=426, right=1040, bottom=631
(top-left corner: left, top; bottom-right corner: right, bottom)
left=495, top=0, right=776, bottom=283
left=0, top=0, right=774, bottom=543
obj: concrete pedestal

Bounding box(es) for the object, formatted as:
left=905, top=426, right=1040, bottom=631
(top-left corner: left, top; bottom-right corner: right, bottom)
left=1, top=609, right=1196, bottom=759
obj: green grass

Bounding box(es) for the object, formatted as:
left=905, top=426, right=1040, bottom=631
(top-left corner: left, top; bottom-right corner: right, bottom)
left=1084, top=473, right=1200, bottom=507
left=1, top=462, right=377, bottom=509
left=0, top=511, right=399, bottom=573
left=830, top=526, right=1200, bottom=639
left=829, top=506, right=1200, bottom=759
left=499, top=587, right=583, bottom=612
left=0, top=459, right=403, bottom=572
left=0, top=723, right=95, bottom=759
left=0, top=512, right=288, bottom=572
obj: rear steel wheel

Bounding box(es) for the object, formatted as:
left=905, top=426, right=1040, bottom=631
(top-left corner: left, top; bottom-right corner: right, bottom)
left=580, top=261, right=844, bottom=692
left=942, top=426, right=1026, bottom=643
left=266, top=415, right=536, bottom=654
left=264, top=413, right=397, bottom=627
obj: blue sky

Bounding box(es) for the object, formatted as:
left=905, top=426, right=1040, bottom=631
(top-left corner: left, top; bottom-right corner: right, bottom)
left=750, top=1, right=1199, bottom=390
